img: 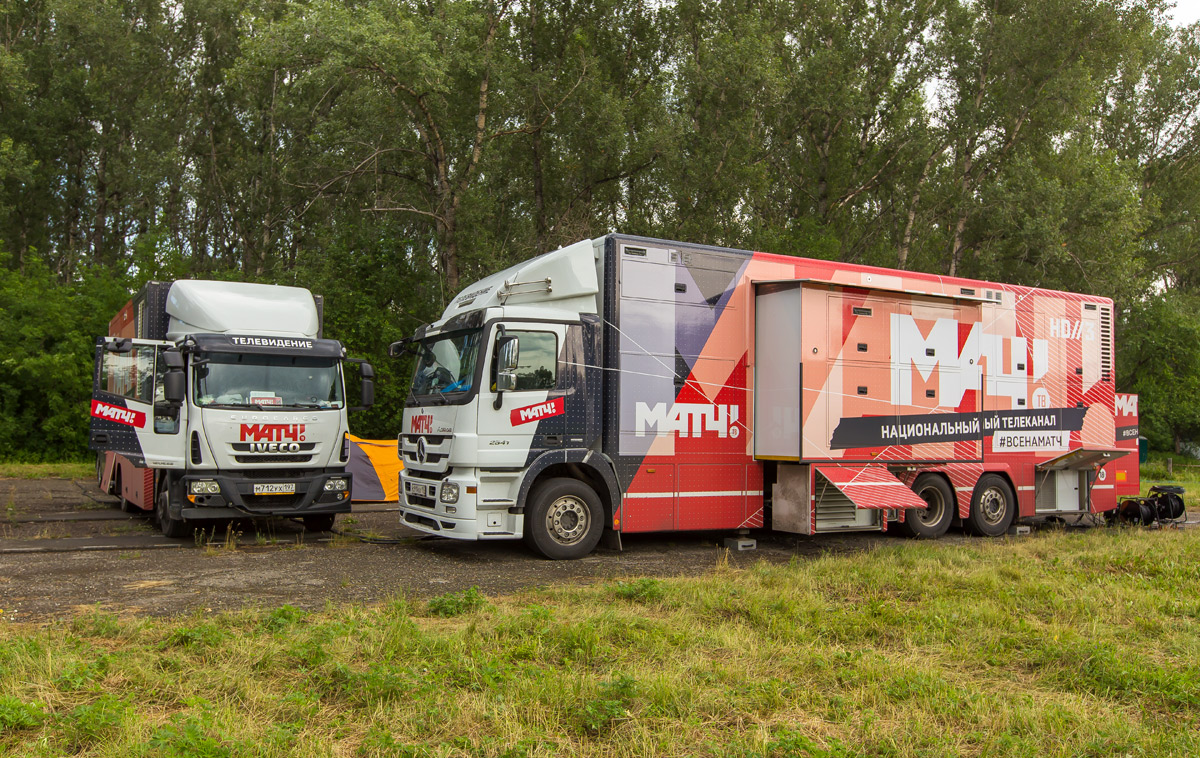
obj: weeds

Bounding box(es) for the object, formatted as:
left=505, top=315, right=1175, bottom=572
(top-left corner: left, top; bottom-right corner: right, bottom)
left=426, top=586, right=487, bottom=617
left=59, top=694, right=127, bottom=750
left=580, top=674, right=637, bottom=736
left=610, top=577, right=665, bottom=603
left=146, top=711, right=238, bottom=757
left=0, top=696, right=45, bottom=730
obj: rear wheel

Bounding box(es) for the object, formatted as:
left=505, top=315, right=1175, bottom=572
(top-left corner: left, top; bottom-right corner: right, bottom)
left=898, top=474, right=954, bottom=539
left=156, top=474, right=191, bottom=538
left=303, top=514, right=336, bottom=533
left=966, top=474, right=1016, bottom=537
left=523, top=478, right=603, bottom=560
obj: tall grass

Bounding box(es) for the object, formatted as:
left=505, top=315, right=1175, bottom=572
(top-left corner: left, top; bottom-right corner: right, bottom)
left=0, top=461, right=94, bottom=479
left=1141, top=451, right=1200, bottom=494
left=2, top=528, right=1199, bottom=756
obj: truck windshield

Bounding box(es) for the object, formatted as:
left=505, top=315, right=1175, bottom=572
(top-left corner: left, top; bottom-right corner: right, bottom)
left=409, top=329, right=482, bottom=400
left=194, top=353, right=344, bottom=409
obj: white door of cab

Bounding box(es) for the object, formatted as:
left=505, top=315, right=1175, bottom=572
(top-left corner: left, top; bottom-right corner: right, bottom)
left=88, top=338, right=187, bottom=469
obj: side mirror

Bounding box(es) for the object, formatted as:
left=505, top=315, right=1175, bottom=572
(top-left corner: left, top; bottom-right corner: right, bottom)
left=347, top=359, right=375, bottom=411
left=359, top=362, right=375, bottom=409
left=163, top=370, right=186, bottom=404
left=495, top=336, right=519, bottom=392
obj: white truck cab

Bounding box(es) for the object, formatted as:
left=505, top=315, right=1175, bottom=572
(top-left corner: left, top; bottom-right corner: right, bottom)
left=91, top=280, right=374, bottom=537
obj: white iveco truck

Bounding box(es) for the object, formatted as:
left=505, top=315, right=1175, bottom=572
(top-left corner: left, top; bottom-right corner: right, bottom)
left=91, top=280, right=374, bottom=537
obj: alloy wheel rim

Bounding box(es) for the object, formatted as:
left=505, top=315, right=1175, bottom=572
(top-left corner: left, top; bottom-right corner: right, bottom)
left=546, top=495, right=588, bottom=545
left=980, top=486, right=1007, bottom=524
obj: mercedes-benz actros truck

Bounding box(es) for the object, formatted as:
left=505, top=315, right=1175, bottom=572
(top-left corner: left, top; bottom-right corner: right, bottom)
left=390, top=234, right=1139, bottom=559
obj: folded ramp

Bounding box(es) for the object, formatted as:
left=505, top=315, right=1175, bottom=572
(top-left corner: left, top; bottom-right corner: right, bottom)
left=813, top=465, right=927, bottom=510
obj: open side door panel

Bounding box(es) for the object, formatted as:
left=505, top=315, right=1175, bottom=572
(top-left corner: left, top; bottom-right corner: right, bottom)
left=813, top=464, right=928, bottom=510
left=89, top=337, right=187, bottom=469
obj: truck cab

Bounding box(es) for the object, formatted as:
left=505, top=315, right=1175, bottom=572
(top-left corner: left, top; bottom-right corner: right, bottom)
left=392, top=239, right=611, bottom=559
left=90, top=280, right=374, bottom=537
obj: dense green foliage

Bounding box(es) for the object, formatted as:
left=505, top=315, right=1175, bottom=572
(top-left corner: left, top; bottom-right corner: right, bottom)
left=3, top=529, right=1200, bottom=754
left=1, top=0, right=1199, bottom=458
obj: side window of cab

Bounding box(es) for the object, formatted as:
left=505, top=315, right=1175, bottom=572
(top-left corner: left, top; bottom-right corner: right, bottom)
left=499, top=331, right=557, bottom=391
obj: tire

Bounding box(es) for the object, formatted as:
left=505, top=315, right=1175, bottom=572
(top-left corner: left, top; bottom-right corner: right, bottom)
left=966, top=474, right=1016, bottom=537
left=898, top=474, right=954, bottom=539
left=303, top=514, right=336, bottom=532
left=156, top=474, right=191, bottom=539
left=522, top=477, right=604, bottom=560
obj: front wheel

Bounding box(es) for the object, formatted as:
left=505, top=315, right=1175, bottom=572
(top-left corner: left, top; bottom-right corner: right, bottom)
left=156, top=474, right=191, bottom=539
left=523, top=478, right=604, bottom=560
left=898, top=474, right=954, bottom=539
left=966, top=474, right=1016, bottom=537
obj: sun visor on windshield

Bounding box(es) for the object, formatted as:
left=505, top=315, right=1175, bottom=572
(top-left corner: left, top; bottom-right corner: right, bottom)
left=185, top=333, right=345, bottom=358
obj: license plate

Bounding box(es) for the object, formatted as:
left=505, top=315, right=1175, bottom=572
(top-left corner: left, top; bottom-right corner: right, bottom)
left=406, top=482, right=431, bottom=498
left=253, top=483, right=296, bottom=495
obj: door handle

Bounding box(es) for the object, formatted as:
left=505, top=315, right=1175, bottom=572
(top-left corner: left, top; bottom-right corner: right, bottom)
left=93, top=433, right=110, bottom=445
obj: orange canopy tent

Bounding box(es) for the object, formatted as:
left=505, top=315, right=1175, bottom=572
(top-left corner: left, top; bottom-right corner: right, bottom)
left=347, top=435, right=404, bottom=502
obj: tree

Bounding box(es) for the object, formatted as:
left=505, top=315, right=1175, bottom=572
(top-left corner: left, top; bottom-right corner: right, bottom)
left=1119, top=293, right=1200, bottom=453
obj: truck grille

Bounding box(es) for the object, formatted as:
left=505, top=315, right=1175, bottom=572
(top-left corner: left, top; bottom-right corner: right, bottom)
left=407, top=493, right=436, bottom=509
left=406, top=468, right=452, bottom=482
left=238, top=468, right=311, bottom=479
left=404, top=434, right=447, bottom=445
left=244, top=493, right=304, bottom=508
left=235, top=455, right=313, bottom=464
left=400, top=434, right=452, bottom=470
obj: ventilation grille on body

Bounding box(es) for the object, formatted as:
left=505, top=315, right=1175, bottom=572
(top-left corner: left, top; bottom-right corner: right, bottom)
left=1101, top=306, right=1113, bottom=381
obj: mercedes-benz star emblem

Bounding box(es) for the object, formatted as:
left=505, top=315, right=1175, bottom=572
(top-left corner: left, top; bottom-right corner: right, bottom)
left=416, top=437, right=427, bottom=465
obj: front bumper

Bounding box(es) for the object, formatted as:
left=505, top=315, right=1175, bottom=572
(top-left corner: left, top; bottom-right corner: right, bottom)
left=179, top=469, right=352, bottom=520
left=398, top=467, right=522, bottom=540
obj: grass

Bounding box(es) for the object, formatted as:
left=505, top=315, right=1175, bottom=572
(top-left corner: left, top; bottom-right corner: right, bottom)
left=1141, top=451, right=1200, bottom=494
left=2, top=528, right=1200, bottom=756
left=0, top=461, right=94, bottom=480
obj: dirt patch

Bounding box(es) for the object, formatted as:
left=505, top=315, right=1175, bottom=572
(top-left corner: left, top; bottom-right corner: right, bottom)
left=3, top=476, right=1182, bottom=623
left=0, top=477, right=893, bottom=622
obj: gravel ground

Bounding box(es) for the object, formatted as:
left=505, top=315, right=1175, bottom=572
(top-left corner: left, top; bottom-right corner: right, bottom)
left=2, top=476, right=1189, bottom=623
left=0, top=477, right=892, bottom=623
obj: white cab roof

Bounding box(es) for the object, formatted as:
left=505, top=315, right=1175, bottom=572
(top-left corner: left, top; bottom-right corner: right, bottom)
left=165, top=280, right=320, bottom=340
left=436, top=238, right=601, bottom=326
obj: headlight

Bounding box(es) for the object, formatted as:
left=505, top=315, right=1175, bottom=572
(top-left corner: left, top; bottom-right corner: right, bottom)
left=440, top=482, right=459, bottom=504
left=189, top=480, right=219, bottom=494
left=324, top=477, right=348, bottom=492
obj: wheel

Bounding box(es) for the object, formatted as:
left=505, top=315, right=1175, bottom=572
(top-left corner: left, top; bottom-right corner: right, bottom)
left=522, top=478, right=604, bottom=560
left=303, top=514, right=336, bottom=532
left=155, top=474, right=191, bottom=538
left=898, top=474, right=954, bottom=539
left=965, top=474, right=1016, bottom=537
